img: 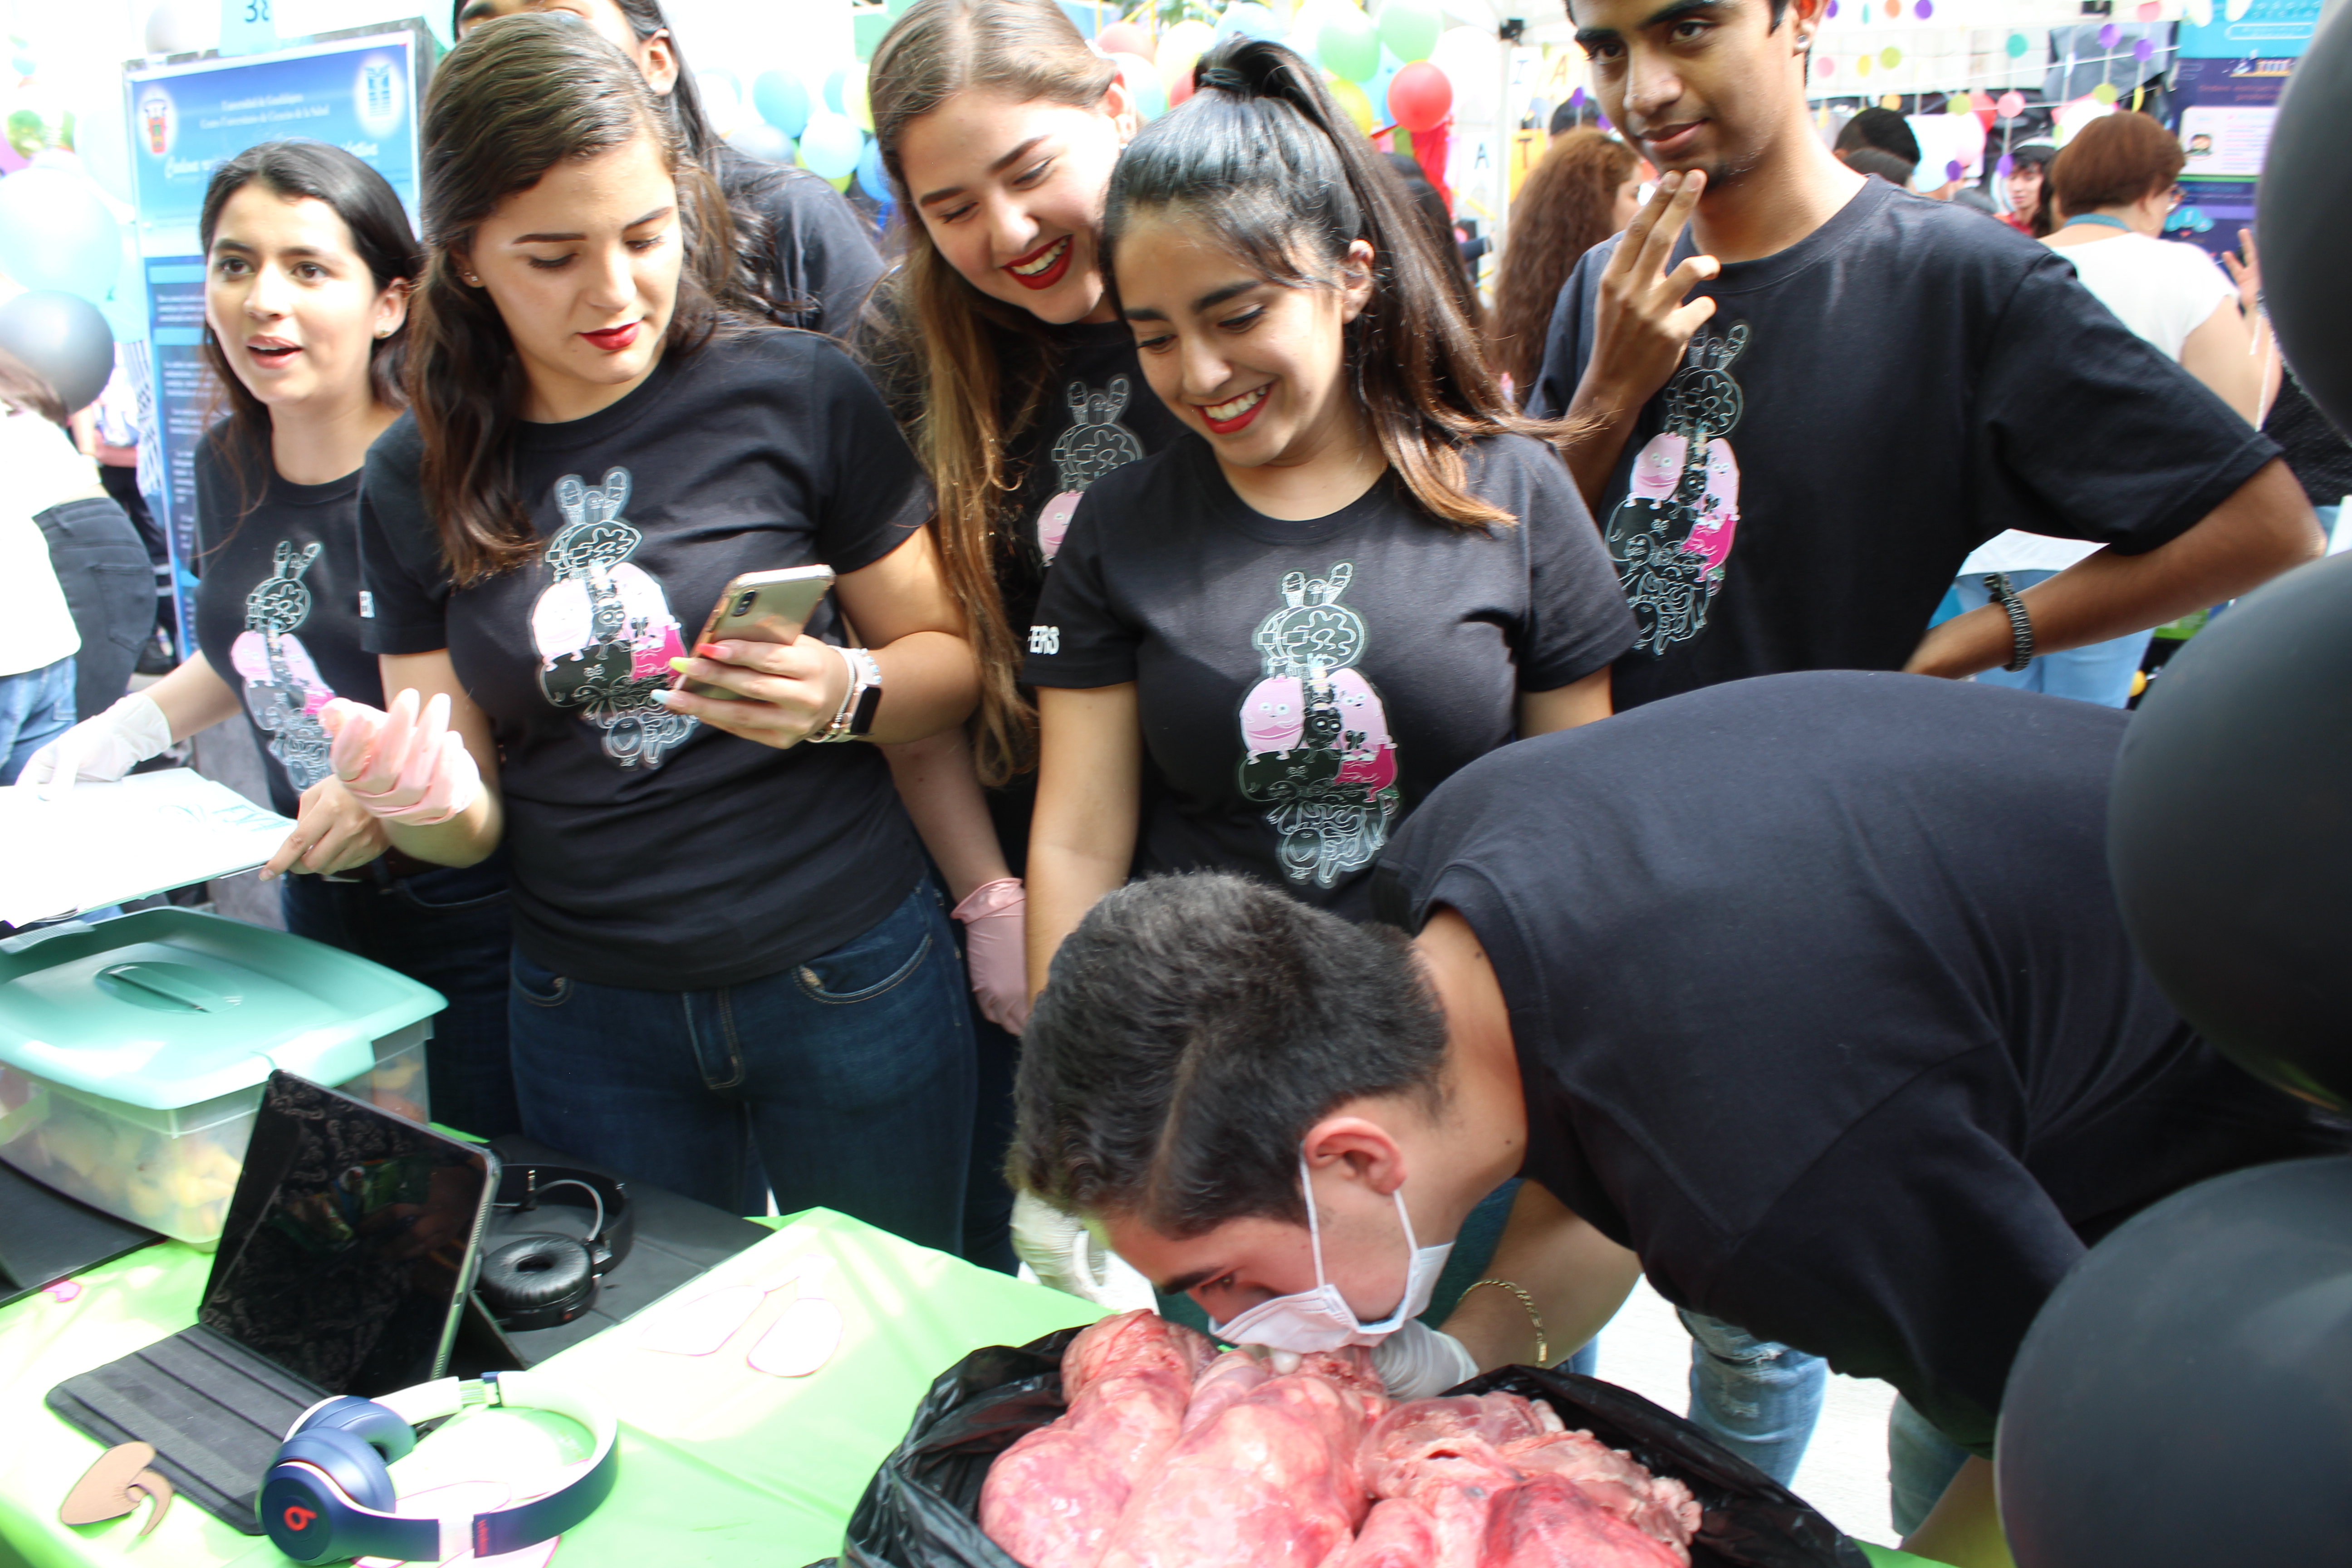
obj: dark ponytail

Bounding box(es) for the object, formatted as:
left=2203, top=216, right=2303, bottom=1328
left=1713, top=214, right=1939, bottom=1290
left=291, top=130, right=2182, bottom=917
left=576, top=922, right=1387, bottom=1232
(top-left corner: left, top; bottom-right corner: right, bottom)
left=1105, top=38, right=1521, bottom=529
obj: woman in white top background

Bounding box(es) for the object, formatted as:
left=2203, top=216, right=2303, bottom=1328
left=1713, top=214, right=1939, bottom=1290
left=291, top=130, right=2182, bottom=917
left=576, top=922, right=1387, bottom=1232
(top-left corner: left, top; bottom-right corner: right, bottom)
left=1944, top=110, right=2263, bottom=707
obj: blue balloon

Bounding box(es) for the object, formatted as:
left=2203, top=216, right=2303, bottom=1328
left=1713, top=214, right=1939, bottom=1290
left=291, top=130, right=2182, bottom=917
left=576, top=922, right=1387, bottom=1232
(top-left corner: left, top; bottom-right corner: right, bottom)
left=751, top=69, right=811, bottom=138
left=1214, top=2, right=1283, bottom=45
left=799, top=111, right=863, bottom=181
left=855, top=136, right=890, bottom=201
left=823, top=65, right=849, bottom=116
left=0, top=169, right=123, bottom=307
left=728, top=123, right=796, bottom=165
left=1057, top=1, right=1099, bottom=37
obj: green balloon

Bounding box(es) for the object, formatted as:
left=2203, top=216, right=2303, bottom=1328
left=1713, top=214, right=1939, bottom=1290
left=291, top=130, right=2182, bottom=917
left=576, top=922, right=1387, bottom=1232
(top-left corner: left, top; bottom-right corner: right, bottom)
left=1320, top=9, right=1380, bottom=81
left=1377, top=0, right=1441, bottom=63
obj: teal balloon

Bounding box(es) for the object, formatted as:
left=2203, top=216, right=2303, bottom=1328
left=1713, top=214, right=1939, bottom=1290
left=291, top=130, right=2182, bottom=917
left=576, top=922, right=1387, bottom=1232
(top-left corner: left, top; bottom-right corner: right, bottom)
left=1320, top=9, right=1380, bottom=80
left=823, top=65, right=849, bottom=116
left=799, top=111, right=863, bottom=180
left=886, top=0, right=916, bottom=17
left=1215, top=2, right=1283, bottom=45
left=1377, top=0, right=1441, bottom=62
left=70, top=91, right=134, bottom=204
left=856, top=137, right=890, bottom=200
left=728, top=123, right=796, bottom=164
left=0, top=168, right=123, bottom=306
left=751, top=69, right=811, bottom=137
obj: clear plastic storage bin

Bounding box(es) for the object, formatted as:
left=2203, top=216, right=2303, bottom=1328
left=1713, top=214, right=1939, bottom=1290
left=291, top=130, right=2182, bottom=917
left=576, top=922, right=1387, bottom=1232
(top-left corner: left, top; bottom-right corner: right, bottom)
left=0, top=909, right=444, bottom=1245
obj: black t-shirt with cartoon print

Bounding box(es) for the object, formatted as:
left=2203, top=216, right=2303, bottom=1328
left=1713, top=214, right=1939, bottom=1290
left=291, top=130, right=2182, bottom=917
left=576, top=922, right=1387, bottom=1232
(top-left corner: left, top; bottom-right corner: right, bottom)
left=359, top=330, right=933, bottom=990
left=1524, top=176, right=2280, bottom=710
left=191, top=423, right=385, bottom=819
left=995, top=318, right=1191, bottom=639
left=1024, top=431, right=1636, bottom=919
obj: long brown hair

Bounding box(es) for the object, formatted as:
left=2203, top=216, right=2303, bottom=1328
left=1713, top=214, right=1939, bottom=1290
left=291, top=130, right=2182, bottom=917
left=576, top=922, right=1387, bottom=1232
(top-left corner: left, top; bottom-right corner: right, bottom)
left=407, top=12, right=744, bottom=584
left=0, top=346, right=65, bottom=426
left=1489, top=129, right=1635, bottom=394
left=1107, top=38, right=1531, bottom=530
left=867, top=0, right=1117, bottom=786
left=199, top=141, right=422, bottom=519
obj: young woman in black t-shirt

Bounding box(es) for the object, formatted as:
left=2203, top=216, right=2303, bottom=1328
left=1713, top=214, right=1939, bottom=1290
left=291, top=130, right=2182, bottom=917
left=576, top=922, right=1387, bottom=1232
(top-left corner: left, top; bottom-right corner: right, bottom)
left=22, top=143, right=521, bottom=1139
left=453, top=0, right=884, bottom=338
left=864, top=0, right=1189, bottom=1278
left=339, top=17, right=982, bottom=1245
left=1022, top=40, right=1635, bottom=980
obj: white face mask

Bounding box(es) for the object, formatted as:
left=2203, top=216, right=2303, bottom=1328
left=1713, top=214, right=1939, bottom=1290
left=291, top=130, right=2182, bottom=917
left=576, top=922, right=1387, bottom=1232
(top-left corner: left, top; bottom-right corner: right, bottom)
left=1207, top=1154, right=1454, bottom=1353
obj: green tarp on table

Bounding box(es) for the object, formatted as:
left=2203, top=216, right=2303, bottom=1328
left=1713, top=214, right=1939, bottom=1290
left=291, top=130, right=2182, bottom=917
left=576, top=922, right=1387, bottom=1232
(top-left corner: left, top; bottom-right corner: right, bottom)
left=0, top=1207, right=1956, bottom=1568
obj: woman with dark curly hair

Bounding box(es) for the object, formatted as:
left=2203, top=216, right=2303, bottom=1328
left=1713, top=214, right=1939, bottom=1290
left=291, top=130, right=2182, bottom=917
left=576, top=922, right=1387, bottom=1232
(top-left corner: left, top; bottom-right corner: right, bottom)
left=1489, top=129, right=1639, bottom=400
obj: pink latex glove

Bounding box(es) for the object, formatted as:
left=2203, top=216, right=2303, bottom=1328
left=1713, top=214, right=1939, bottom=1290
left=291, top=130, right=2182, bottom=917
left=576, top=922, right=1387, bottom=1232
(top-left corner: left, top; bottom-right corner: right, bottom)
left=321, top=690, right=481, bottom=827
left=952, top=877, right=1029, bottom=1035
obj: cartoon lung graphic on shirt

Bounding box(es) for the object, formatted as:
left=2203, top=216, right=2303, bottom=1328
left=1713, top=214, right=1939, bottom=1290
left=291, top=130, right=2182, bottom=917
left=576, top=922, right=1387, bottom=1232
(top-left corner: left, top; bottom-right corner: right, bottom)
left=228, top=540, right=336, bottom=790
left=527, top=466, right=696, bottom=769
left=1606, top=323, right=1748, bottom=656
left=1235, top=563, right=1401, bottom=890
left=1036, top=376, right=1147, bottom=564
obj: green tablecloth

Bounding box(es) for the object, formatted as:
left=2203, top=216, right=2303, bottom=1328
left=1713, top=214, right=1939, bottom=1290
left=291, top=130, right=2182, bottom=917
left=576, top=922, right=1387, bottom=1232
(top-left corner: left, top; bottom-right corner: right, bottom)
left=0, top=1214, right=1952, bottom=1568
left=0, top=1210, right=1103, bottom=1568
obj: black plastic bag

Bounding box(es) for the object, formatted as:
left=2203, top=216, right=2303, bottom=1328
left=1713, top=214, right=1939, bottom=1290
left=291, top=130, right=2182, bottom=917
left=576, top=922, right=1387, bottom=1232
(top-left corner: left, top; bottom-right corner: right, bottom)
left=815, top=1329, right=1867, bottom=1568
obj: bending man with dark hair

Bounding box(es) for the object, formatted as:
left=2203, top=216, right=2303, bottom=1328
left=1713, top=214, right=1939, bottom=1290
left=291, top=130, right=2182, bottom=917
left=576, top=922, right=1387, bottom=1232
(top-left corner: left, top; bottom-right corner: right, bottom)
left=1012, top=672, right=2349, bottom=1568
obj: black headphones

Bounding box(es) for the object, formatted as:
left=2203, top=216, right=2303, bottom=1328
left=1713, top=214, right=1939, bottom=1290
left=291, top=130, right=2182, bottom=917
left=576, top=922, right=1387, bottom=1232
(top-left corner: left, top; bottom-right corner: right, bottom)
left=474, top=1164, right=632, bottom=1332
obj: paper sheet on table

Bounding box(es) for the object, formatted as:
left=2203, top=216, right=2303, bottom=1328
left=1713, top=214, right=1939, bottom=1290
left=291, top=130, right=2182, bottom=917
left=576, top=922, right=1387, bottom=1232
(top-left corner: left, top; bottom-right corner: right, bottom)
left=0, top=769, right=295, bottom=925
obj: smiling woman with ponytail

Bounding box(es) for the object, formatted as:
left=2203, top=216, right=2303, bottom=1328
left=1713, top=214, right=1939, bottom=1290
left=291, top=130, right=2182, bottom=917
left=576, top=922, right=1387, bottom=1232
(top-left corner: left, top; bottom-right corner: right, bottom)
left=1021, top=37, right=1637, bottom=1004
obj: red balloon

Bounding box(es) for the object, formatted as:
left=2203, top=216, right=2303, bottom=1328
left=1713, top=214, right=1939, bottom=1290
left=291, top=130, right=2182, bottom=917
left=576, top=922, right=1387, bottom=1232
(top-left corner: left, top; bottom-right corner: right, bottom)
left=1170, top=70, right=1196, bottom=107
left=1098, top=21, right=1154, bottom=60
left=1387, top=60, right=1451, bottom=133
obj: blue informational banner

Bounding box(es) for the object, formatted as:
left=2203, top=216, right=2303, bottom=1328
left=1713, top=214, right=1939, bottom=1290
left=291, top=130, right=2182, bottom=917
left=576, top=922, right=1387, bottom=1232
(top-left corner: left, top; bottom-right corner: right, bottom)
left=122, top=25, right=429, bottom=655
left=2176, top=0, right=2323, bottom=63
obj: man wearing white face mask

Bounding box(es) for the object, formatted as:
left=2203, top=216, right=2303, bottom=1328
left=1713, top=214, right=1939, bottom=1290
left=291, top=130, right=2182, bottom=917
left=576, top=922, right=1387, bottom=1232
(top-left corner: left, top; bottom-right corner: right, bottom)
left=1010, top=672, right=2352, bottom=1568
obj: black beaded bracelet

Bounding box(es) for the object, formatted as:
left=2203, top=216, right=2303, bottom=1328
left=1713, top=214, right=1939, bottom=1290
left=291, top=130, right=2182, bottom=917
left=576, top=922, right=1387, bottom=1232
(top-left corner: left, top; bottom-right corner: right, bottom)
left=1984, top=573, right=2035, bottom=672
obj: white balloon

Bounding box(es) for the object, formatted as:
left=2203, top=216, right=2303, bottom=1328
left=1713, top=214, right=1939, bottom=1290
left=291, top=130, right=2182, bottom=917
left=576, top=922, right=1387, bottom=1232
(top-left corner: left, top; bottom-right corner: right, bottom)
left=72, top=88, right=135, bottom=205
left=143, top=0, right=219, bottom=56
left=698, top=69, right=744, bottom=137
left=1429, top=25, right=1500, bottom=126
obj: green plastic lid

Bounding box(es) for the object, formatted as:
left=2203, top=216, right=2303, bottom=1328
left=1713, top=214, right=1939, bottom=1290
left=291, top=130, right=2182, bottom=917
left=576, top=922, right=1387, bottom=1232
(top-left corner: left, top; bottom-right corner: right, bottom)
left=0, top=908, right=445, bottom=1111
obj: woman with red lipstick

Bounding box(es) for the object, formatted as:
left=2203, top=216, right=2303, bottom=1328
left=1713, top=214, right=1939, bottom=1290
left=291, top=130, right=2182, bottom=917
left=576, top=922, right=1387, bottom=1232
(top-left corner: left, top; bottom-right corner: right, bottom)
left=1020, top=39, right=1636, bottom=990
left=345, top=17, right=982, bottom=1246
left=22, top=143, right=523, bottom=1138
left=862, top=0, right=1190, bottom=1278
left=453, top=0, right=883, bottom=338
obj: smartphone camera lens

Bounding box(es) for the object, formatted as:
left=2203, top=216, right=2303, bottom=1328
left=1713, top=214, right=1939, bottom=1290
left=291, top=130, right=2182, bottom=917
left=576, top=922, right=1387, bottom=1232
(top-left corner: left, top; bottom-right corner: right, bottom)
left=734, top=592, right=756, bottom=616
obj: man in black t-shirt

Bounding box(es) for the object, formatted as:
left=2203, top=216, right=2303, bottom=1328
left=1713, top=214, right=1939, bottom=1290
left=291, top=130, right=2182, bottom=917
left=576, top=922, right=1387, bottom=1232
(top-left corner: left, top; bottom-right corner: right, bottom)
left=1525, top=0, right=2318, bottom=712
left=1008, top=674, right=2350, bottom=1568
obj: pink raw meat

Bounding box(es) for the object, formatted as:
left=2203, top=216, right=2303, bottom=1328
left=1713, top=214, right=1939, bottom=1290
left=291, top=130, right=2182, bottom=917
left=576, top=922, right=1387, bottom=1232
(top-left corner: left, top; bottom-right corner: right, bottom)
left=1499, top=1430, right=1703, bottom=1557
left=1093, top=1371, right=1383, bottom=1568
left=1061, top=1310, right=1214, bottom=1403
left=1334, top=1498, right=1440, bottom=1567
left=1183, top=1349, right=1272, bottom=1435
left=1481, top=1474, right=1687, bottom=1568
left=980, top=1313, right=1206, bottom=1568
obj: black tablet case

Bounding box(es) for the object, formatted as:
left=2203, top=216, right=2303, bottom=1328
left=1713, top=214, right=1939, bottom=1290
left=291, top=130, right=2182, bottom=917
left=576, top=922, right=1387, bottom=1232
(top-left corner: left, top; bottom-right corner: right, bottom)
left=0, top=1161, right=159, bottom=1308
left=46, top=1133, right=769, bottom=1533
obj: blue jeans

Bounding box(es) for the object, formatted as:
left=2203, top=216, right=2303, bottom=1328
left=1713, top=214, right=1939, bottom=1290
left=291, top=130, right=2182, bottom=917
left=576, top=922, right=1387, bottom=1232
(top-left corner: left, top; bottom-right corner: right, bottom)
left=1681, top=1309, right=1827, bottom=1486
left=1887, top=1395, right=1972, bottom=1536
left=507, top=879, right=975, bottom=1248
left=281, top=851, right=519, bottom=1140
left=0, top=656, right=75, bottom=785
left=1948, top=569, right=2151, bottom=708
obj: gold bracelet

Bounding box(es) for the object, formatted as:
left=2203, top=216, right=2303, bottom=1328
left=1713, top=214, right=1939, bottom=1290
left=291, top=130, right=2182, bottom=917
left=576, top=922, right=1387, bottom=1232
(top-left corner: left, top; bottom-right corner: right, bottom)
left=1462, top=1277, right=1547, bottom=1367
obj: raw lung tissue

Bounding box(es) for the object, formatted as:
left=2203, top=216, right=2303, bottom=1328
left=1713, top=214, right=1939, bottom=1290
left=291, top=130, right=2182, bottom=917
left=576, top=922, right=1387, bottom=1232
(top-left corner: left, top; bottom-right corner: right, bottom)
left=978, top=1311, right=1702, bottom=1568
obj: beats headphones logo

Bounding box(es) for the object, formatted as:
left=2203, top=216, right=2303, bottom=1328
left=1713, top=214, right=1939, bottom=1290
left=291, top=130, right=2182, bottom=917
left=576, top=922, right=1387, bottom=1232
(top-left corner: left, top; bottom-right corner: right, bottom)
left=283, top=1504, right=318, bottom=1532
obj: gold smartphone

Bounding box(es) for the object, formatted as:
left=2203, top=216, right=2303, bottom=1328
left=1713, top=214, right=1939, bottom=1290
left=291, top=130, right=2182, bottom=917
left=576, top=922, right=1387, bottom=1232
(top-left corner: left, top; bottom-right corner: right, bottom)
left=671, top=566, right=836, bottom=698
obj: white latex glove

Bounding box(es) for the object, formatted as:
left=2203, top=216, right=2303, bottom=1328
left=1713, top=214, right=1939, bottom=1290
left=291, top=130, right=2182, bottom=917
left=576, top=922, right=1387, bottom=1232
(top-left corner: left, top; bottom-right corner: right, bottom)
left=1011, top=1191, right=1156, bottom=1312
left=952, top=877, right=1029, bottom=1034
left=21, top=693, right=173, bottom=796
left=1369, top=1319, right=1480, bottom=1400
left=322, top=690, right=481, bottom=826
